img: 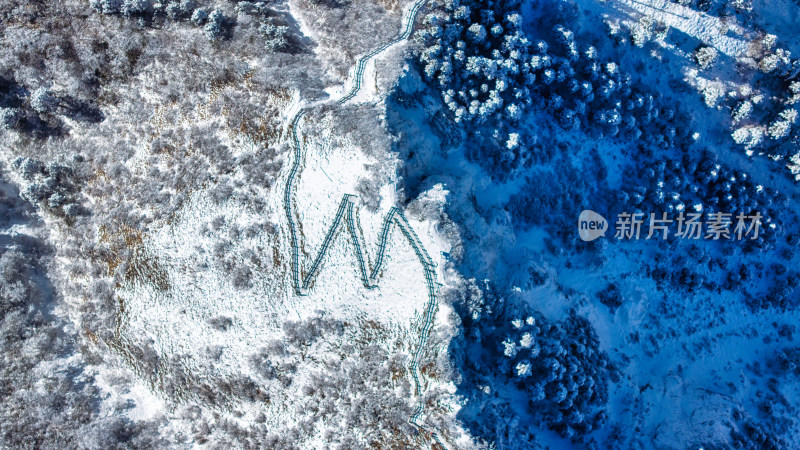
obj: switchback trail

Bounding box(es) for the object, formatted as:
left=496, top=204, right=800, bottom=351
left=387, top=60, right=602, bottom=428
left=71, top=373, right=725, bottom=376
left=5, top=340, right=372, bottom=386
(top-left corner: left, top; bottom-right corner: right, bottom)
left=281, top=0, right=448, bottom=446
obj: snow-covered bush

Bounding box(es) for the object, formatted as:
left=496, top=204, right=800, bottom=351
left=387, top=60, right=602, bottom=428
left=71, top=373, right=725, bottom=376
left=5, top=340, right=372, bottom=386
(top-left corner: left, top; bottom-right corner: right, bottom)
left=204, top=10, right=226, bottom=41
left=0, top=172, right=162, bottom=448
left=2, top=77, right=80, bottom=138
left=245, top=314, right=439, bottom=447
left=260, top=22, right=290, bottom=53
left=453, top=285, right=615, bottom=443
left=0, top=107, right=21, bottom=129
left=418, top=0, right=533, bottom=123
left=90, top=0, right=122, bottom=15
left=616, top=152, right=776, bottom=234
left=417, top=0, right=685, bottom=176
left=30, top=87, right=59, bottom=114
left=191, top=7, right=209, bottom=25
left=767, top=108, right=797, bottom=140
left=166, top=0, right=195, bottom=20
left=728, top=419, right=788, bottom=449
left=13, top=158, right=85, bottom=219
left=597, top=283, right=622, bottom=312
left=731, top=100, right=753, bottom=124
left=775, top=347, right=800, bottom=376
left=87, top=0, right=239, bottom=42
left=693, top=45, right=718, bottom=70
left=121, top=0, right=152, bottom=17
left=492, top=309, right=614, bottom=439
left=507, top=157, right=593, bottom=231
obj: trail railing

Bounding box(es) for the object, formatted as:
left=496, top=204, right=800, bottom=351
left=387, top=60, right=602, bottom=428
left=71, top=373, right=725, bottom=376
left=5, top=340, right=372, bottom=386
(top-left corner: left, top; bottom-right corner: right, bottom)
left=280, top=0, right=448, bottom=446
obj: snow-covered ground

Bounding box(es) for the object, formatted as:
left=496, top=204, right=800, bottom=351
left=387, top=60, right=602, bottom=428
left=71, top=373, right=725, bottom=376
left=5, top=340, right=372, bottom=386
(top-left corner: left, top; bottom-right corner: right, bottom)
left=106, top=0, right=462, bottom=444
left=2, top=0, right=799, bottom=447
